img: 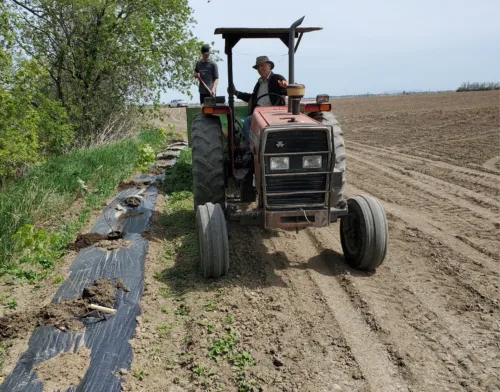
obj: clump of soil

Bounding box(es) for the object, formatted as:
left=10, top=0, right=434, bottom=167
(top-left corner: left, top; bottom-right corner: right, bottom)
left=35, top=344, right=91, bottom=391
left=0, top=313, right=33, bottom=339
left=141, top=231, right=153, bottom=240
left=38, top=300, right=88, bottom=331
left=116, top=279, right=130, bottom=293
left=94, top=239, right=131, bottom=251
left=0, top=279, right=128, bottom=338
left=147, top=167, right=164, bottom=175
left=157, top=152, right=179, bottom=160
left=119, top=211, right=144, bottom=219
left=68, top=233, right=108, bottom=251
left=123, top=196, right=142, bottom=207
left=82, top=278, right=118, bottom=308
left=117, top=181, right=140, bottom=191
left=69, top=232, right=125, bottom=252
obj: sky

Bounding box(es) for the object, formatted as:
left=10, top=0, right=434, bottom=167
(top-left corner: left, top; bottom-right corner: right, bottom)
left=162, top=0, right=500, bottom=103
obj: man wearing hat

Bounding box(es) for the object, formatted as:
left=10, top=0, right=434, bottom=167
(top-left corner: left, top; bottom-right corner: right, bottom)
left=229, top=56, right=288, bottom=153
left=194, top=44, right=219, bottom=104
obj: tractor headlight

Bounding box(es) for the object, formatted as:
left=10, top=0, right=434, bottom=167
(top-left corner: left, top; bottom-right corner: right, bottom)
left=270, top=157, right=289, bottom=170
left=303, top=155, right=322, bottom=169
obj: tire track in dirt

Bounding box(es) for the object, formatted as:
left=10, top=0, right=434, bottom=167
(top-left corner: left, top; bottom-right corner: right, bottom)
left=398, top=129, right=499, bottom=148
left=348, top=145, right=500, bottom=209
left=229, top=227, right=369, bottom=392
left=347, top=141, right=500, bottom=188
left=346, top=150, right=500, bottom=262
left=308, top=225, right=500, bottom=391
left=261, top=230, right=412, bottom=392
left=346, top=154, right=500, bottom=266
left=348, top=150, right=499, bottom=220
left=344, top=172, right=500, bottom=307
left=347, top=144, right=500, bottom=198
left=484, top=156, right=500, bottom=172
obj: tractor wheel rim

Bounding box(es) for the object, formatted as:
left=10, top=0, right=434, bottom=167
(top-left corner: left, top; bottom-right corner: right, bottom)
left=343, top=213, right=361, bottom=255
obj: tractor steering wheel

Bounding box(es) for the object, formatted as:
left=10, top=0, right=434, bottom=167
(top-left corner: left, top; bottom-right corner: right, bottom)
left=255, top=93, right=286, bottom=107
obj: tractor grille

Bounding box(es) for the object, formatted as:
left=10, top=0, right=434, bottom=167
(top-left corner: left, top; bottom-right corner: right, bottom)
left=265, top=130, right=328, bottom=153
left=267, top=174, right=327, bottom=207
left=264, top=127, right=331, bottom=208
left=267, top=174, right=327, bottom=193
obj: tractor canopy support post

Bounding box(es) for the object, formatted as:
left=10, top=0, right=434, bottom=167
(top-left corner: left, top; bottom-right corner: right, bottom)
left=227, top=46, right=234, bottom=116
left=225, top=36, right=239, bottom=118
left=288, top=16, right=304, bottom=112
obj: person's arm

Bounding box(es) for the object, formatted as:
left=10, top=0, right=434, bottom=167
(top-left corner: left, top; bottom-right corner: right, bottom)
left=276, top=74, right=288, bottom=95
left=236, top=90, right=251, bottom=102
left=228, top=84, right=251, bottom=102
left=194, top=61, right=200, bottom=78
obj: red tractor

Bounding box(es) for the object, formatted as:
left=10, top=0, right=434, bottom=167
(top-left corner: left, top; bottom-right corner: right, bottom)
left=192, top=17, right=388, bottom=278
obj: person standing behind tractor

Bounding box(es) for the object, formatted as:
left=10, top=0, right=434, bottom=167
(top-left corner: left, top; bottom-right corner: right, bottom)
left=194, top=44, right=219, bottom=104
left=229, top=56, right=288, bottom=155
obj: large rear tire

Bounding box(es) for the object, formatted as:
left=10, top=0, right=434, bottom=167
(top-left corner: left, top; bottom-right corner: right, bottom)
left=340, top=195, right=388, bottom=270
left=196, top=203, right=229, bottom=278
left=309, top=111, right=346, bottom=207
left=192, top=115, right=225, bottom=210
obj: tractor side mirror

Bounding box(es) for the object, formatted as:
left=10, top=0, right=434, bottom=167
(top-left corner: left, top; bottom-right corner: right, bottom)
left=316, top=94, right=329, bottom=104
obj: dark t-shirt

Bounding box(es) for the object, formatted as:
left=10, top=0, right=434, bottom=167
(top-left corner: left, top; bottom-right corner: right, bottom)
left=195, top=59, right=219, bottom=93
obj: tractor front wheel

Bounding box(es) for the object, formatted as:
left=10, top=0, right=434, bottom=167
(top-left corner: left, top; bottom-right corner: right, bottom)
left=340, top=195, right=388, bottom=270
left=196, top=203, right=229, bottom=278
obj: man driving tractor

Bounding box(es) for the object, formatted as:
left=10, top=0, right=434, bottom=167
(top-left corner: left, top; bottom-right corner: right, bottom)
left=229, top=55, right=288, bottom=154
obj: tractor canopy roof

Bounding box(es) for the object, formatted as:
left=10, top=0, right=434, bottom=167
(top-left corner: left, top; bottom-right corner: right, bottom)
left=214, top=27, right=322, bottom=53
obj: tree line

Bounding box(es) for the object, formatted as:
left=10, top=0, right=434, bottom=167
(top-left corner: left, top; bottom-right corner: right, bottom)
left=0, top=0, right=202, bottom=183
left=456, top=82, right=500, bottom=92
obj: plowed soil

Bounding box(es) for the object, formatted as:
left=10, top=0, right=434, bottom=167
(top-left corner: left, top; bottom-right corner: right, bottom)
left=127, top=91, right=500, bottom=392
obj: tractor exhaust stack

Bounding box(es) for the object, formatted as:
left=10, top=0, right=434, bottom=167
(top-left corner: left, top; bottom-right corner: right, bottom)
left=287, top=84, right=305, bottom=115
left=288, top=16, right=304, bottom=84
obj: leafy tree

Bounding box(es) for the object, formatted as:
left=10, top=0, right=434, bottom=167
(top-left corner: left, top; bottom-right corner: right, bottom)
left=0, top=5, right=71, bottom=181
left=6, top=0, right=203, bottom=143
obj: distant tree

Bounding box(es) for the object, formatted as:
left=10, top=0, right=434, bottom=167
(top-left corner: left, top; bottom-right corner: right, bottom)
left=457, top=81, right=500, bottom=92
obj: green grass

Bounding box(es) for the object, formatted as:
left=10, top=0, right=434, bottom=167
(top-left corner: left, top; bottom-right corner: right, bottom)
left=155, top=148, right=200, bottom=294
left=163, top=148, right=192, bottom=193
left=0, top=127, right=166, bottom=281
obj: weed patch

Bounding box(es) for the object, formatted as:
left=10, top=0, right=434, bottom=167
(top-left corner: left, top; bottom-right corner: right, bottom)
left=164, top=149, right=192, bottom=193
left=205, top=324, right=258, bottom=391
left=157, top=323, right=173, bottom=338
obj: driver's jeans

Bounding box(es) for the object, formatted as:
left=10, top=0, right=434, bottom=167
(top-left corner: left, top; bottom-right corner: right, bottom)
left=243, top=114, right=253, bottom=153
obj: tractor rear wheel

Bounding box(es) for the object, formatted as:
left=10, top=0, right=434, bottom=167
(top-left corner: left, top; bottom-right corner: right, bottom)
left=196, top=203, right=229, bottom=278
left=309, top=111, right=346, bottom=207
left=192, top=115, right=226, bottom=210
left=340, top=195, right=388, bottom=270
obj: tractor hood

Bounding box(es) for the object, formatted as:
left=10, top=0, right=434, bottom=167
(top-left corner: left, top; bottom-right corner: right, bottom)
left=253, top=106, right=319, bottom=128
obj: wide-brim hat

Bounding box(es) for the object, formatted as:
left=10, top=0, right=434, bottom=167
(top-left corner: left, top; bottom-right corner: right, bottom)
left=253, top=55, right=274, bottom=70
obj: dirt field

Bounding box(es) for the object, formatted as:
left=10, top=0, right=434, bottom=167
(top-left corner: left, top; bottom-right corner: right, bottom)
left=1, top=91, right=498, bottom=391
left=123, top=91, right=500, bottom=391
